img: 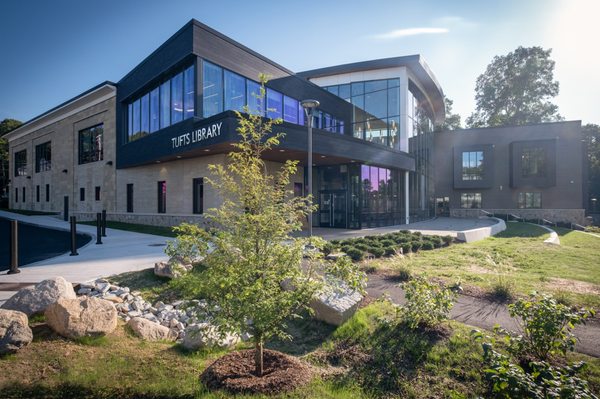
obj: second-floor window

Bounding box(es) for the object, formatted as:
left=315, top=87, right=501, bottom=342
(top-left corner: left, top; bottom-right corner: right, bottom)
left=35, top=141, right=52, bottom=172
left=14, top=149, right=27, bottom=176
left=522, top=147, right=546, bottom=178
left=79, top=124, right=103, bottom=164
left=462, top=151, right=484, bottom=180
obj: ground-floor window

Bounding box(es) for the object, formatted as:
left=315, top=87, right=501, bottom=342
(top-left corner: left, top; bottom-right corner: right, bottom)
left=22, top=187, right=25, bottom=202
left=518, top=192, right=542, bottom=208
left=460, top=193, right=482, bottom=209
left=95, top=186, right=101, bottom=201
left=46, top=184, right=50, bottom=202
left=157, top=181, right=166, bottom=214
left=15, top=187, right=18, bottom=203
left=126, top=184, right=134, bottom=213
left=193, top=178, right=203, bottom=214
left=36, top=185, right=40, bottom=202
left=80, top=187, right=85, bottom=201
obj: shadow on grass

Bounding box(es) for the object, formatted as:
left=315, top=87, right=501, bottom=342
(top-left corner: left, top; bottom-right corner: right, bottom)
left=0, top=383, right=197, bottom=399
left=266, top=313, right=337, bottom=356
left=495, top=222, right=548, bottom=238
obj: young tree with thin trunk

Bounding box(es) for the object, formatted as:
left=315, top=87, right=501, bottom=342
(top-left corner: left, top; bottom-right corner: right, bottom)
left=175, top=77, right=364, bottom=376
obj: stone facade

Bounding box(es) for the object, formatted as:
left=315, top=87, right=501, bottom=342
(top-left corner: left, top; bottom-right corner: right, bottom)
left=7, top=84, right=117, bottom=216
left=450, top=208, right=587, bottom=225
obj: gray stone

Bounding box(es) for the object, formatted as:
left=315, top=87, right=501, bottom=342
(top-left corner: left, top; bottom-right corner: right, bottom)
left=127, top=310, right=142, bottom=318
left=77, top=287, right=92, bottom=295
left=310, top=279, right=363, bottom=326
left=154, top=259, right=193, bottom=279
left=1, top=277, right=76, bottom=316
left=127, top=317, right=177, bottom=342
left=0, top=309, right=33, bottom=354
left=181, top=323, right=239, bottom=351
left=45, top=297, right=118, bottom=339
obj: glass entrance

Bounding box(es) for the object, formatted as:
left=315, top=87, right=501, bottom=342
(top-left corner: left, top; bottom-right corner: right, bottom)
left=319, top=191, right=347, bottom=228
left=435, top=197, right=450, bottom=217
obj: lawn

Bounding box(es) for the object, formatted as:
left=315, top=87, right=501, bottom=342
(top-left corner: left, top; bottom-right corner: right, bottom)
left=368, top=222, right=600, bottom=308
left=78, top=220, right=177, bottom=237
left=1, top=301, right=598, bottom=398
left=0, top=208, right=59, bottom=216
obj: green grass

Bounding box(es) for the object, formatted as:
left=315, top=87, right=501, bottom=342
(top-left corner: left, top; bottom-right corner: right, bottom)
left=369, top=222, right=600, bottom=308
left=2, top=302, right=599, bottom=398
left=0, top=208, right=59, bottom=216
left=109, top=268, right=176, bottom=304
left=78, top=220, right=176, bottom=237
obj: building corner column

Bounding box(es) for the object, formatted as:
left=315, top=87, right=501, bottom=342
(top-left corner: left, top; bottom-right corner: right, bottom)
left=404, top=170, right=410, bottom=224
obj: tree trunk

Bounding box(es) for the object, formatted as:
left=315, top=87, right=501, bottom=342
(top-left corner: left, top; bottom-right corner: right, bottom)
left=254, top=339, right=264, bottom=377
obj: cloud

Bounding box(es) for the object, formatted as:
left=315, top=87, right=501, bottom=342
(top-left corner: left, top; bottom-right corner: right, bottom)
left=433, top=16, right=479, bottom=29
left=370, top=27, right=449, bottom=40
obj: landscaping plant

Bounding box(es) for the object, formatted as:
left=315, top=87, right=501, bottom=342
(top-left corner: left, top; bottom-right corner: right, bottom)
left=402, top=276, right=457, bottom=329
left=172, top=77, right=364, bottom=377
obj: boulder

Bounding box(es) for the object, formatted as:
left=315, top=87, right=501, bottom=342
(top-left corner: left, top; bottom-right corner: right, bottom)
left=45, top=297, right=117, bottom=339
left=1, top=277, right=76, bottom=316
left=310, top=279, right=363, bottom=326
left=0, top=309, right=33, bottom=354
left=182, top=323, right=239, bottom=351
left=127, top=317, right=177, bottom=341
left=154, top=258, right=193, bottom=279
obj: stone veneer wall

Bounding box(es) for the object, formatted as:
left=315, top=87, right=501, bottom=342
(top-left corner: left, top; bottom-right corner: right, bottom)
left=450, top=208, right=586, bottom=225
left=73, top=212, right=207, bottom=227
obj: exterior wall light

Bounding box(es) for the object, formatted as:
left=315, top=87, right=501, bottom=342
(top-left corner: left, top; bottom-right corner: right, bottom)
left=62, top=169, right=68, bottom=174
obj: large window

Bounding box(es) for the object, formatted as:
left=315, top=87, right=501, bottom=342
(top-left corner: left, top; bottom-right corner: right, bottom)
left=14, top=149, right=27, bottom=176
left=193, top=178, right=203, bottom=214
left=461, top=193, right=482, bottom=209
left=128, top=65, right=194, bottom=142
left=202, top=60, right=342, bottom=131
left=522, top=147, right=546, bottom=178
left=79, top=124, right=103, bottom=164
left=35, top=141, right=51, bottom=173
left=462, top=151, right=484, bottom=180
left=518, top=192, right=542, bottom=209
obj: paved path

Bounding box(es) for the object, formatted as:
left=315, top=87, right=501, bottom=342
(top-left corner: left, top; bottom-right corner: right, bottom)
left=367, top=274, right=600, bottom=358
left=299, top=217, right=497, bottom=241
left=0, top=211, right=169, bottom=305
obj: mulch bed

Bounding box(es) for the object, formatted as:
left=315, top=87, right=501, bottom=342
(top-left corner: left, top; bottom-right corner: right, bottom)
left=200, top=349, right=313, bottom=395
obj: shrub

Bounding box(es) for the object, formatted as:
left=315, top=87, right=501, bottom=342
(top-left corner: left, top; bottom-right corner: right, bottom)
left=345, top=247, right=365, bottom=262
left=383, top=246, right=397, bottom=257
left=503, top=292, right=595, bottom=360
left=410, top=241, right=422, bottom=253
left=330, top=239, right=340, bottom=246
left=400, top=243, right=412, bottom=254
left=489, top=275, right=515, bottom=303
left=380, top=239, right=396, bottom=247
left=322, top=242, right=336, bottom=256
left=429, top=236, right=444, bottom=248
left=396, top=265, right=411, bottom=281
left=479, top=342, right=597, bottom=399
left=354, top=243, right=370, bottom=252
left=164, top=223, right=209, bottom=264
left=368, top=246, right=385, bottom=258
left=421, top=242, right=435, bottom=251
left=442, top=235, right=454, bottom=246
left=402, top=276, right=457, bottom=329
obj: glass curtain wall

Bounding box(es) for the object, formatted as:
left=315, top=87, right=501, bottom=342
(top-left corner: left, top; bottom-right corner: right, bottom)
left=408, top=85, right=434, bottom=222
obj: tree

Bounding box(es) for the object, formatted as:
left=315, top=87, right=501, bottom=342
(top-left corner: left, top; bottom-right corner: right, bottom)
left=583, top=124, right=600, bottom=213
left=174, top=77, right=364, bottom=377
left=437, top=96, right=462, bottom=131
left=0, top=118, right=22, bottom=200
left=466, top=46, right=562, bottom=128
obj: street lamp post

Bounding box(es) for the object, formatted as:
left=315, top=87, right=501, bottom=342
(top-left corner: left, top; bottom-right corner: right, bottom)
left=301, top=99, right=320, bottom=239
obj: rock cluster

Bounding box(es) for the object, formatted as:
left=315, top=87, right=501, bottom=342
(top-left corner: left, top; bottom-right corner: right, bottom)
left=1, top=277, right=76, bottom=316
left=154, top=257, right=193, bottom=279
left=77, top=279, right=239, bottom=348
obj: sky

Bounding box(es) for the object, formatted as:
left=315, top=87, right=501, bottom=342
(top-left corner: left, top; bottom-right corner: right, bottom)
left=0, top=0, right=598, bottom=126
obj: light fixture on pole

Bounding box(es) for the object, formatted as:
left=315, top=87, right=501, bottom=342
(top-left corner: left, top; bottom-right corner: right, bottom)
left=301, top=99, right=320, bottom=238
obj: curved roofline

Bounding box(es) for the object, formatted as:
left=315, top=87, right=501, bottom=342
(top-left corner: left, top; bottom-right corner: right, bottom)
left=298, top=55, right=445, bottom=125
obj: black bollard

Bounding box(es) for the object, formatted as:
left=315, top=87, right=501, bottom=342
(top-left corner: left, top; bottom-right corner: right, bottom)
left=8, top=220, right=20, bottom=274
left=101, top=209, right=107, bottom=237
left=70, top=216, right=78, bottom=256
left=96, top=213, right=103, bottom=245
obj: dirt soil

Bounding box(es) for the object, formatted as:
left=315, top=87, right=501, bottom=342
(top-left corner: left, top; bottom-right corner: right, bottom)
left=200, top=349, right=313, bottom=395
left=546, top=278, right=600, bottom=295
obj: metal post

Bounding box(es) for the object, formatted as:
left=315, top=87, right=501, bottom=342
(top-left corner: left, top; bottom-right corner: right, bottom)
left=70, top=216, right=78, bottom=256
left=96, top=213, right=102, bottom=245
left=8, top=220, right=20, bottom=274
left=307, top=114, right=313, bottom=239
left=404, top=171, right=410, bottom=224
left=101, top=210, right=107, bottom=237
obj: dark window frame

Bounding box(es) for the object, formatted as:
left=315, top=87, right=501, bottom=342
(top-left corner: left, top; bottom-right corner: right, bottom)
left=36, top=185, right=40, bottom=202
left=157, top=181, right=166, bottom=214
left=45, top=184, right=50, bottom=202
left=35, top=141, right=52, bottom=173
left=78, top=124, right=104, bottom=164
left=80, top=187, right=85, bottom=201
left=126, top=184, right=134, bottom=213
left=193, top=177, right=204, bottom=214
left=462, top=151, right=484, bottom=181
left=14, top=149, right=27, bottom=176
left=521, top=147, right=546, bottom=178
left=95, top=186, right=101, bottom=201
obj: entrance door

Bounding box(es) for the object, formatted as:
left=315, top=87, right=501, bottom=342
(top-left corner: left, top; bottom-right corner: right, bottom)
left=319, top=191, right=346, bottom=228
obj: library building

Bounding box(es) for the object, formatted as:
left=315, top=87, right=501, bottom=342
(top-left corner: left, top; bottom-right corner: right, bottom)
left=6, top=19, right=587, bottom=228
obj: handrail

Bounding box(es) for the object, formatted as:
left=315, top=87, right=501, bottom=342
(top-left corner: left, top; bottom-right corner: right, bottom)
left=541, top=218, right=556, bottom=226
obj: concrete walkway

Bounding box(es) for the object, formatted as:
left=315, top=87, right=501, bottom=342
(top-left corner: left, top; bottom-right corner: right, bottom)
left=302, top=217, right=499, bottom=241
left=0, top=210, right=169, bottom=305
left=367, top=274, right=600, bottom=358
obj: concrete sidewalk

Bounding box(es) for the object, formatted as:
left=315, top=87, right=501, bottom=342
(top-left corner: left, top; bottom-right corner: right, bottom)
left=0, top=210, right=169, bottom=305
